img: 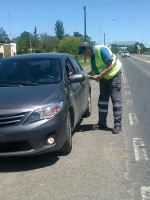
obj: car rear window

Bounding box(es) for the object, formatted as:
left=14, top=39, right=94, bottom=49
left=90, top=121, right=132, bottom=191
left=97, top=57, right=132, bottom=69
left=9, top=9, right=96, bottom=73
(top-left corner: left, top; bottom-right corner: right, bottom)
left=0, top=58, right=62, bottom=85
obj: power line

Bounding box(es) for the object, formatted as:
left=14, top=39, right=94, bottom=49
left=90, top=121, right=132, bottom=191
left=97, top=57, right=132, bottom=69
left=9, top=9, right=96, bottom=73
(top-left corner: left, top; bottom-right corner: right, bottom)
left=86, top=0, right=143, bottom=7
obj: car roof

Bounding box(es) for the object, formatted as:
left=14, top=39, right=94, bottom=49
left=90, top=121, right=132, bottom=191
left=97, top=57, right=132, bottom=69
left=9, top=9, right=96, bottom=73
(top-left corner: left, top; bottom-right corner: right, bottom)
left=1, top=53, right=74, bottom=61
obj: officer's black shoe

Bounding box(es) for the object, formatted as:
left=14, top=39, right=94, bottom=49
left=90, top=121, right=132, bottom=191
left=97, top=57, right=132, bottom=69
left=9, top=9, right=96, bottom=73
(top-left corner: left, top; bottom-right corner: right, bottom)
left=112, top=126, right=122, bottom=134
left=92, top=124, right=100, bottom=130
left=93, top=123, right=108, bottom=130
left=99, top=124, right=108, bottom=130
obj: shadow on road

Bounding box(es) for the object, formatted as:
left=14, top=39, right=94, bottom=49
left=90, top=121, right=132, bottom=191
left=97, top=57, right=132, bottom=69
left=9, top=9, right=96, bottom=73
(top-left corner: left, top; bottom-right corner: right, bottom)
left=0, top=121, right=113, bottom=173
left=75, top=123, right=113, bottom=133
left=0, top=152, right=60, bottom=172
left=75, top=124, right=94, bottom=132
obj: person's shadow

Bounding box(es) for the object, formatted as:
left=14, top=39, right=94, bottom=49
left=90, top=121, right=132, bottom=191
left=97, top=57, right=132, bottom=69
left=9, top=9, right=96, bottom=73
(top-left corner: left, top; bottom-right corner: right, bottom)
left=74, top=120, right=113, bottom=133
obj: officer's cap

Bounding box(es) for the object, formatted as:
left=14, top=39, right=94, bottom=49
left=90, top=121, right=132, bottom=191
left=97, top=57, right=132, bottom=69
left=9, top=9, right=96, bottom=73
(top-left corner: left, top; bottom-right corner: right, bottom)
left=78, top=42, right=91, bottom=55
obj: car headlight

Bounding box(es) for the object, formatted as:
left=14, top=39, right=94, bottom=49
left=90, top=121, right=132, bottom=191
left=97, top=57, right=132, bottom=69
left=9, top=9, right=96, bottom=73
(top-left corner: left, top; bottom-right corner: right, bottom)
left=24, top=102, right=63, bottom=124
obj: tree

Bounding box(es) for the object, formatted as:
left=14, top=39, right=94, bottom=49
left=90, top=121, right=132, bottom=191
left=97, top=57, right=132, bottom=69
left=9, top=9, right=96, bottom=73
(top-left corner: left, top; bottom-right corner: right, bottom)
left=17, top=31, right=31, bottom=54
left=59, top=36, right=82, bottom=58
left=73, top=32, right=83, bottom=38
left=126, top=42, right=146, bottom=54
left=54, top=20, right=65, bottom=40
left=39, top=33, right=59, bottom=52
left=34, top=27, right=37, bottom=35
left=128, top=45, right=136, bottom=54
left=17, top=37, right=28, bottom=54
left=73, top=31, right=92, bottom=43
left=111, top=44, right=119, bottom=54
left=0, top=27, right=10, bottom=43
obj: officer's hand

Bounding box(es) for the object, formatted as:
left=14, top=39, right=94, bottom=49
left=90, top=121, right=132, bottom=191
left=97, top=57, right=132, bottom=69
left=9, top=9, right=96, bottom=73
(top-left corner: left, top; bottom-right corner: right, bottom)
left=93, top=74, right=101, bottom=80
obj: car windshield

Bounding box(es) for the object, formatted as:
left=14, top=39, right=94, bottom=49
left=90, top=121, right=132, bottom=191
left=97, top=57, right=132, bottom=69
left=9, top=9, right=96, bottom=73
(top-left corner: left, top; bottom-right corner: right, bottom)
left=0, top=58, right=62, bottom=86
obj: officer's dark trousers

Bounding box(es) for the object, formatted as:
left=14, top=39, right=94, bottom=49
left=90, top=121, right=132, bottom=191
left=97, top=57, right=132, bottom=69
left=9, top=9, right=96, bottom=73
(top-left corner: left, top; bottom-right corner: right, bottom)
left=98, top=71, right=122, bottom=127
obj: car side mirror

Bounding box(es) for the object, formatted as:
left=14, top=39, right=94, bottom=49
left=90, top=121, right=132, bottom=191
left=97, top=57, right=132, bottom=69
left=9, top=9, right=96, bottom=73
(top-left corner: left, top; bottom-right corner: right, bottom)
left=69, top=74, right=85, bottom=83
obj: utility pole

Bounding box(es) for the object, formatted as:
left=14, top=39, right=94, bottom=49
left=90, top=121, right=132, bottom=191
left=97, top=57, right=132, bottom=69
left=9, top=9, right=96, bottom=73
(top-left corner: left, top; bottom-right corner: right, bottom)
left=100, top=18, right=115, bottom=45
left=83, top=6, right=87, bottom=42
left=104, top=33, right=105, bottom=45
left=30, top=34, right=32, bottom=53
left=100, top=26, right=101, bottom=44
left=8, top=12, right=11, bottom=39
left=83, top=6, right=87, bottom=62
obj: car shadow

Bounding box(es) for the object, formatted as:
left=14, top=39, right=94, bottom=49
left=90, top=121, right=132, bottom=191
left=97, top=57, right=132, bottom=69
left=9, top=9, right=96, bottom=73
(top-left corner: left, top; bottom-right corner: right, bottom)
left=0, top=122, right=113, bottom=173
left=0, top=152, right=60, bottom=172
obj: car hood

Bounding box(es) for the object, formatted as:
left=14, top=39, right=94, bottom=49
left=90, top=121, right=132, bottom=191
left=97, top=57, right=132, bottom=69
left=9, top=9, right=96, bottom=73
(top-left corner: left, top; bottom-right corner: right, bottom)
left=0, top=84, right=63, bottom=109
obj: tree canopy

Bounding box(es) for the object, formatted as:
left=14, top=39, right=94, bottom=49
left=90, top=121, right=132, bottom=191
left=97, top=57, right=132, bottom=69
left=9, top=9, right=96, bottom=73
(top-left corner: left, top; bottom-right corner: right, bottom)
left=54, top=20, right=65, bottom=40
left=1, top=19, right=148, bottom=59
left=0, top=27, right=10, bottom=43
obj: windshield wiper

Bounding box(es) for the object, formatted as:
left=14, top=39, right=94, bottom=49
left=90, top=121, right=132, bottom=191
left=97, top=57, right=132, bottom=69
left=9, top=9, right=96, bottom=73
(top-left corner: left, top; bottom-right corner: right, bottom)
left=13, top=82, right=40, bottom=86
left=0, top=82, right=40, bottom=87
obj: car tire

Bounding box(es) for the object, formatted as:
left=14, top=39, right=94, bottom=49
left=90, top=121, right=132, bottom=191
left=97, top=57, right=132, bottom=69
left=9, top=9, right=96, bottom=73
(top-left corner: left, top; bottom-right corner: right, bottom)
left=59, top=112, right=72, bottom=154
left=83, top=93, right=92, bottom=118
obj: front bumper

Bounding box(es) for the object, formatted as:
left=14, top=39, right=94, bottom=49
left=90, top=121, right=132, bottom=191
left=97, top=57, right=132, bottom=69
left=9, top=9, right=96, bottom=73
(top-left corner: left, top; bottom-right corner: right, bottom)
left=0, top=112, right=67, bottom=157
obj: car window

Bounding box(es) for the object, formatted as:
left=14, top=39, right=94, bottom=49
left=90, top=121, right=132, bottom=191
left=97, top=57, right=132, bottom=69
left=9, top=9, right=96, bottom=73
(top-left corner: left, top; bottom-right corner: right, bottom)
left=65, top=59, right=75, bottom=80
left=69, top=57, right=83, bottom=74
left=0, top=58, right=62, bottom=85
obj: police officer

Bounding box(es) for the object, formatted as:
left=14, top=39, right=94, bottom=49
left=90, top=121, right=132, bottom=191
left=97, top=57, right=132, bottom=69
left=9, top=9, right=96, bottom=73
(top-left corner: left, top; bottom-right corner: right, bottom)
left=78, top=42, right=122, bottom=134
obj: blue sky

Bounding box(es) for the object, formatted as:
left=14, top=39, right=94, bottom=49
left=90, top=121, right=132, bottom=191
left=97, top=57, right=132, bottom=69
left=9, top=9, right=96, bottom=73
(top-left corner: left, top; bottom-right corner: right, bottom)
left=1, top=0, right=150, bottom=47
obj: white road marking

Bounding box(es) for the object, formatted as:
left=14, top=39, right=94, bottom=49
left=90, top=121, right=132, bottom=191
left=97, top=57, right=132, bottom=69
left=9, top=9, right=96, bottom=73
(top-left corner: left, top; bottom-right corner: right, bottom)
left=131, top=55, right=150, bottom=64
left=125, top=91, right=131, bottom=96
left=122, top=70, right=128, bottom=84
left=133, top=138, right=149, bottom=161
left=126, top=99, right=133, bottom=106
left=124, top=85, right=129, bottom=88
left=122, top=61, right=150, bottom=199
left=129, top=113, right=138, bottom=125
left=141, top=186, right=150, bottom=199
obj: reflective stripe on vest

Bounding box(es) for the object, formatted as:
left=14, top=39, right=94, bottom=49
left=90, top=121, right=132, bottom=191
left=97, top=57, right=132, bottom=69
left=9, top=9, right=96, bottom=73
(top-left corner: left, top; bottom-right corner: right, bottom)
left=90, top=45, right=122, bottom=79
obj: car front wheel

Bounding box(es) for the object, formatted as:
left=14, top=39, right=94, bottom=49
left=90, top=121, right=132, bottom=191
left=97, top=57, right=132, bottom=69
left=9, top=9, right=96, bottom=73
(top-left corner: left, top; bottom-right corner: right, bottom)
left=59, top=112, right=72, bottom=154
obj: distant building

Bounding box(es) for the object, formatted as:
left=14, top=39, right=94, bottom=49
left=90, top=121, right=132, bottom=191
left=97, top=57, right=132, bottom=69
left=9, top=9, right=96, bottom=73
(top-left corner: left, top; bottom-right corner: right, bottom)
left=137, top=45, right=142, bottom=54
left=0, top=43, right=16, bottom=59
left=111, top=41, right=136, bottom=47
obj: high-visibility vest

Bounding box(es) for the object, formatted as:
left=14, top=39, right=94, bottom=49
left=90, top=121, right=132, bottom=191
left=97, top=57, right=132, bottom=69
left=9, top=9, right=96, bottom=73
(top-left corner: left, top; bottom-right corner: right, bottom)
left=90, top=45, right=122, bottom=79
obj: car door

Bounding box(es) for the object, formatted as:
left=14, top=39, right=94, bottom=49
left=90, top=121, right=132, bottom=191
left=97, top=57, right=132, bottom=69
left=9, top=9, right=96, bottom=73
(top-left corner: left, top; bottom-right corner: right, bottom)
left=65, top=57, right=87, bottom=125
left=69, top=57, right=89, bottom=118
left=65, top=58, right=81, bottom=124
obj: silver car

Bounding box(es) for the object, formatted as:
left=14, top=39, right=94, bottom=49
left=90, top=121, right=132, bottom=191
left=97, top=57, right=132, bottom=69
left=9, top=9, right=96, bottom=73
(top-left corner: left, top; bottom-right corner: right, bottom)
left=122, top=51, right=129, bottom=57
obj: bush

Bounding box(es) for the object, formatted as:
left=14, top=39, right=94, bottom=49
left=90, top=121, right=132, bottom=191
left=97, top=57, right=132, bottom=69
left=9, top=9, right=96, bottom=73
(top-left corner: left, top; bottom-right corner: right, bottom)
left=58, top=36, right=83, bottom=59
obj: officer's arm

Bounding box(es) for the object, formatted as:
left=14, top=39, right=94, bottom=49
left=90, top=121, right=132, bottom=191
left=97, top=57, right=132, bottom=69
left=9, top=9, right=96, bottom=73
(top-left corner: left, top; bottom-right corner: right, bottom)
left=94, top=47, right=113, bottom=80
left=100, top=61, right=113, bottom=78
left=94, top=61, right=113, bottom=80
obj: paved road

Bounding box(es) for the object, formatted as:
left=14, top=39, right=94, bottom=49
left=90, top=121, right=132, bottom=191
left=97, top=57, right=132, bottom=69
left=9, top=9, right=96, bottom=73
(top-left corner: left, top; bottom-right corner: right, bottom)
left=1, top=54, right=150, bottom=200
left=120, top=54, right=150, bottom=200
